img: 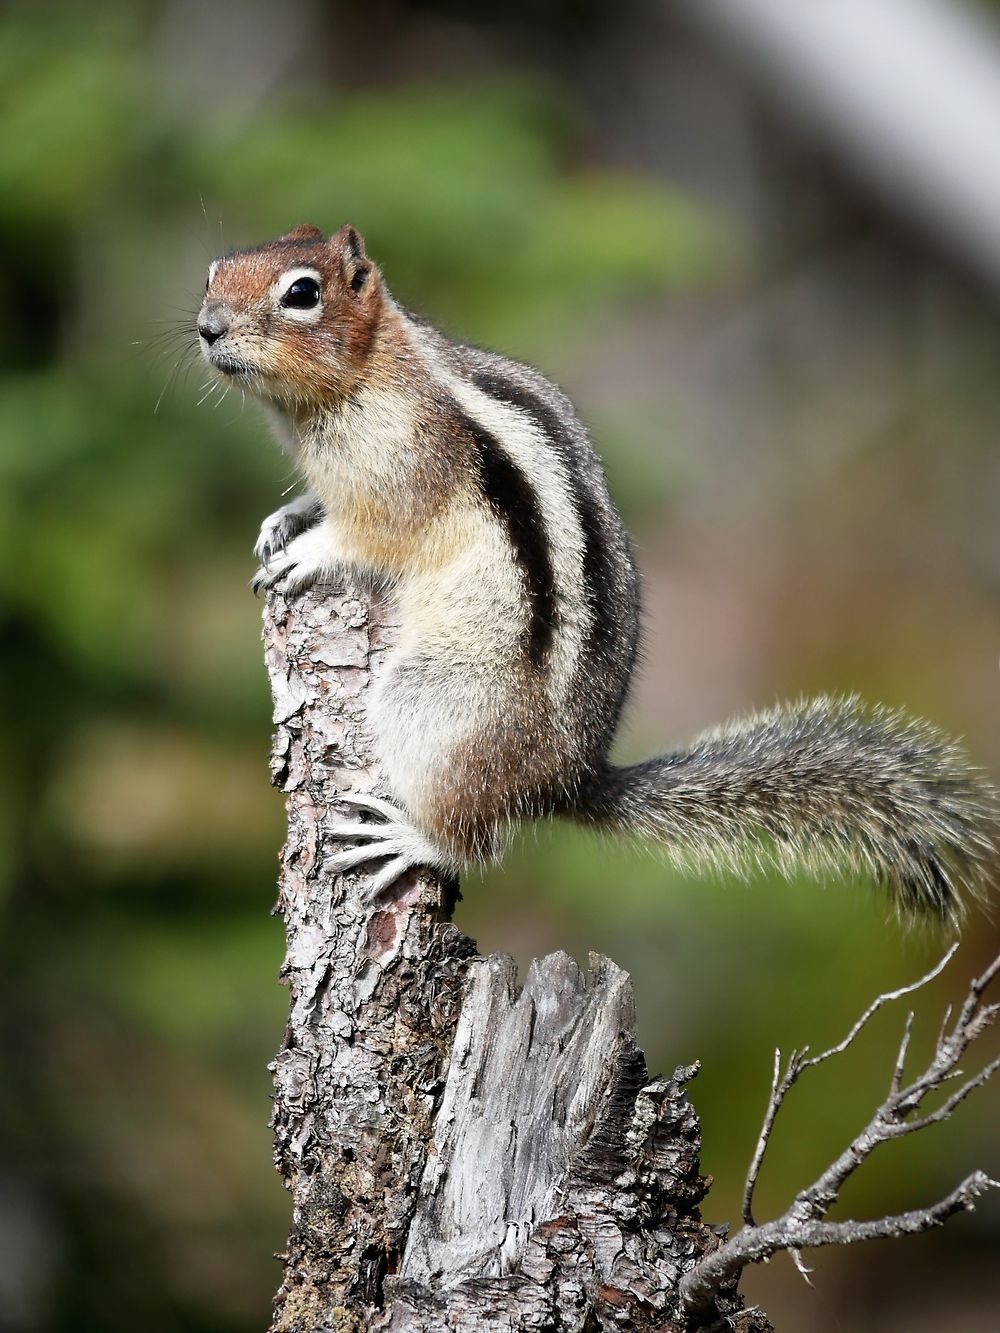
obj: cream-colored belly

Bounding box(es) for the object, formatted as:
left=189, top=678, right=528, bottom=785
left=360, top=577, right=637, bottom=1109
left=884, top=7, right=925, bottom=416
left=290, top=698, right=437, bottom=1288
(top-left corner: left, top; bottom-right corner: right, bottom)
left=369, top=518, right=525, bottom=820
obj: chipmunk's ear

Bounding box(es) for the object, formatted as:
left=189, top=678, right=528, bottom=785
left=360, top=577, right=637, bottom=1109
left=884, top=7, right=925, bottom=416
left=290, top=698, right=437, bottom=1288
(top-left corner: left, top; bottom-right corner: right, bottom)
left=280, top=223, right=324, bottom=242
left=332, top=223, right=373, bottom=294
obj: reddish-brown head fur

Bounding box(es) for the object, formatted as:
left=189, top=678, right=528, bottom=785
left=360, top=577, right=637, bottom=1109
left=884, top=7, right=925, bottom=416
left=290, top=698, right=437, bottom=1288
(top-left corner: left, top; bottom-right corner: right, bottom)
left=198, top=223, right=385, bottom=406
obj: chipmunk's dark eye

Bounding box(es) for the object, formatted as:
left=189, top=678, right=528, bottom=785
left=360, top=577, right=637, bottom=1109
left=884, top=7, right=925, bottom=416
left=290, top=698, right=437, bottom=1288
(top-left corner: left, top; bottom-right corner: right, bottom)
left=281, top=277, right=321, bottom=309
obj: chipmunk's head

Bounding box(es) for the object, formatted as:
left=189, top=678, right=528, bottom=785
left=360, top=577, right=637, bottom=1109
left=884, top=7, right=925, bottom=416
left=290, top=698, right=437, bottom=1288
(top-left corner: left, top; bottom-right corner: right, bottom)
left=197, top=223, right=384, bottom=406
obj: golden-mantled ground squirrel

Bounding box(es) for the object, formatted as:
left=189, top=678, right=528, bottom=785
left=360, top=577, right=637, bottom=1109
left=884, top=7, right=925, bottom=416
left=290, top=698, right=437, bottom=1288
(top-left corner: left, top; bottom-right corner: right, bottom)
left=198, top=222, right=997, bottom=918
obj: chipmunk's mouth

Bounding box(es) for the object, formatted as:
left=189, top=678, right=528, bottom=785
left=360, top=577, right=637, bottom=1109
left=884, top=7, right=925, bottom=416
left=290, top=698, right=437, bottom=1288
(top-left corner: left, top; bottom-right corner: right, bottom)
left=209, top=351, right=257, bottom=380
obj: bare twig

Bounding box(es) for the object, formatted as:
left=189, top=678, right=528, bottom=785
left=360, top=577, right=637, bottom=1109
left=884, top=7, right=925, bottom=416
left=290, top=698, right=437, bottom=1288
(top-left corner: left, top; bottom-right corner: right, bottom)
left=741, top=943, right=957, bottom=1227
left=683, top=946, right=1000, bottom=1323
left=742, top=1046, right=783, bottom=1226
left=888, top=1009, right=914, bottom=1097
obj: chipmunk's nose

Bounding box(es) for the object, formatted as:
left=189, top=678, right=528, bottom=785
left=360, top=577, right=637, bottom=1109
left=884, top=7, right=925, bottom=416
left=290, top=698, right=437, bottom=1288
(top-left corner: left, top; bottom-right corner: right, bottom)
left=198, top=302, right=231, bottom=346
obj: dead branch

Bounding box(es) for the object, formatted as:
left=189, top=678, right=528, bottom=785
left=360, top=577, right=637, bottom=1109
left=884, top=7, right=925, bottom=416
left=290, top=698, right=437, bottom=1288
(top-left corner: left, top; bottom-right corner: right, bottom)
left=740, top=944, right=959, bottom=1228
left=680, top=948, right=1000, bottom=1322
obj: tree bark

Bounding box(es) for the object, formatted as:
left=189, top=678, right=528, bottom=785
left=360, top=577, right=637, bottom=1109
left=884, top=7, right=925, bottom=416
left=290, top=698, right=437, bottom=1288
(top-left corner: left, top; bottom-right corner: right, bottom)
left=262, top=581, right=768, bottom=1333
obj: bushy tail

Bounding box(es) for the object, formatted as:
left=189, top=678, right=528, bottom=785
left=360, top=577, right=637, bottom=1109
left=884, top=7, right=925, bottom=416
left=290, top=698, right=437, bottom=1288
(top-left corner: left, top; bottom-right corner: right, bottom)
left=586, top=696, right=997, bottom=923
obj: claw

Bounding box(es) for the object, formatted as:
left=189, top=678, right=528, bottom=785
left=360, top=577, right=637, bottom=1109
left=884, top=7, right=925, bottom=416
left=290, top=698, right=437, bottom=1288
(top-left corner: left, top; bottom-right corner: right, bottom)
left=326, top=839, right=411, bottom=871
left=368, top=854, right=420, bottom=897
left=251, top=560, right=291, bottom=596
left=327, top=821, right=398, bottom=842
left=250, top=540, right=321, bottom=599
left=336, top=792, right=409, bottom=822
left=253, top=529, right=288, bottom=568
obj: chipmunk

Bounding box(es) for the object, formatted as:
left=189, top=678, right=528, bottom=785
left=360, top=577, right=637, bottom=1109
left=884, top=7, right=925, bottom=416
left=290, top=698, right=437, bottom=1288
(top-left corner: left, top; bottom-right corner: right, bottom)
left=197, top=222, right=997, bottom=920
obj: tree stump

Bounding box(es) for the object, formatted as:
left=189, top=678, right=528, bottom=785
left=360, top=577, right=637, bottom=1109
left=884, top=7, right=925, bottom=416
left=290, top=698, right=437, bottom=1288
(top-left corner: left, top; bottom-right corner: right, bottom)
left=262, top=580, right=770, bottom=1331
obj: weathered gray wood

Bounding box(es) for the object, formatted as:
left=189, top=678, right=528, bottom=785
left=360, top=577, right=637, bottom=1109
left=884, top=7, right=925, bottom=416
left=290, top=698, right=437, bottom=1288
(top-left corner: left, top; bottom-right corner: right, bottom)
left=400, top=952, right=641, bottom=1286
left=386, top=954, right=766, bottom=1332
left=263, top=580, right=768, bottom=1332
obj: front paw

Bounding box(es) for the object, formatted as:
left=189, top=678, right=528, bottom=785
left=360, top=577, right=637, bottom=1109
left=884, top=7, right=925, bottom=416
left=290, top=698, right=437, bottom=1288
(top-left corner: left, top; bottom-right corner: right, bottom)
left=254, top=495, right=322, bottom=566
left=252, top=524, right=340, bottom=598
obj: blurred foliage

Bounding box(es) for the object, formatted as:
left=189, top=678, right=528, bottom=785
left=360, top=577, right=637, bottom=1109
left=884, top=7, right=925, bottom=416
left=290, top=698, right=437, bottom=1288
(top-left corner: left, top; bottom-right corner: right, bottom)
left=2, top=2, right=998, bottom=1332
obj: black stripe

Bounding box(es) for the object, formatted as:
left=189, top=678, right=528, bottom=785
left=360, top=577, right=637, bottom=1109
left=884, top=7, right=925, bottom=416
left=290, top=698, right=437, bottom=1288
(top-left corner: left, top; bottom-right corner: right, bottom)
left=468, top=367, right=620, bottom=672
left=459, top=409, right=559, bottom=667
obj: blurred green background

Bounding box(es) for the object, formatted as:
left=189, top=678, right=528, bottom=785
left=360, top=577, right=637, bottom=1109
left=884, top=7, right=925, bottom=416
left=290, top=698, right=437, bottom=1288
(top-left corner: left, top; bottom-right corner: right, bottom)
left=2, top=1, right=999, bottom=1330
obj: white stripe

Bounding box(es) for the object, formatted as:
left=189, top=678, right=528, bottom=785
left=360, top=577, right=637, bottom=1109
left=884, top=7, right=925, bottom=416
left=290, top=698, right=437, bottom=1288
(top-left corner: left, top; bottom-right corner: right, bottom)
left=406, top=323, right=590, bottom=711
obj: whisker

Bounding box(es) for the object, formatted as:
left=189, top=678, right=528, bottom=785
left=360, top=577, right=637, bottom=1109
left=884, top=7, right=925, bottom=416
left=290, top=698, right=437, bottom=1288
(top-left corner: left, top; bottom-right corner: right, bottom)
left=151, top=337, right=201, bottom=411
left=198, top=195, right=217, bottom=262
left=155, top=358, right=184, bottom=414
